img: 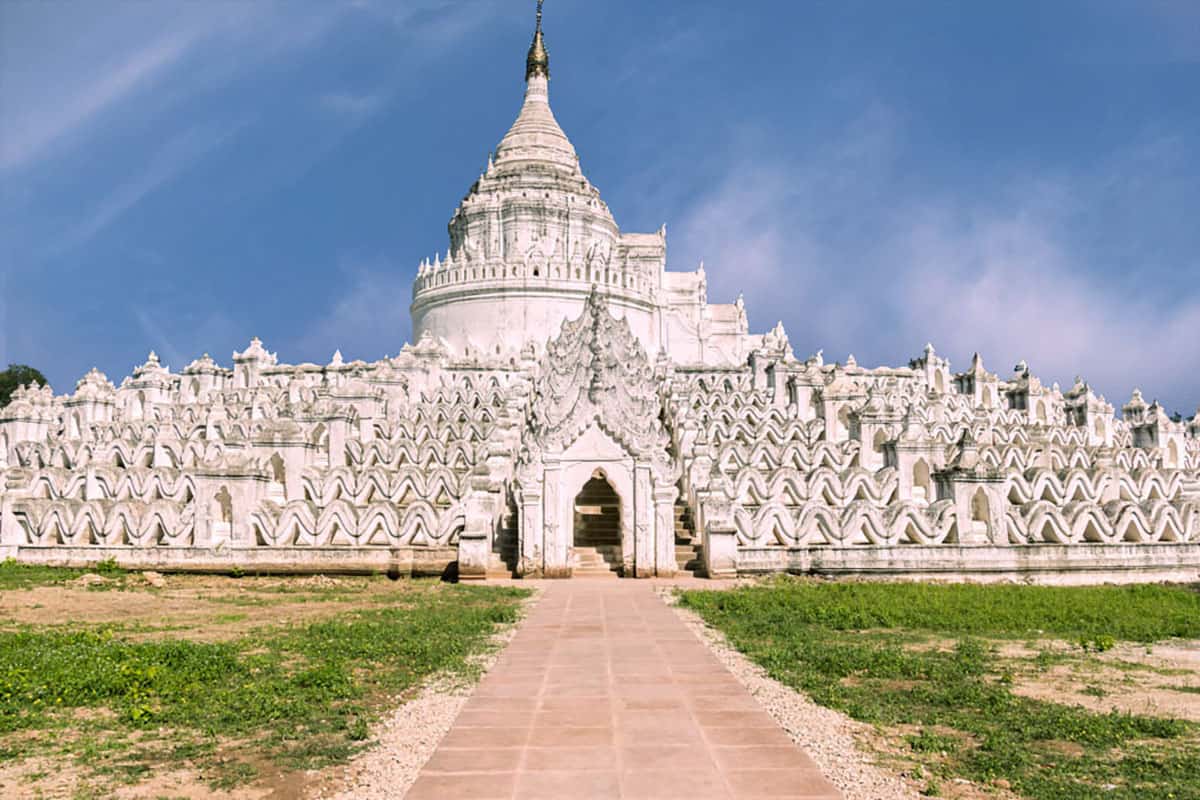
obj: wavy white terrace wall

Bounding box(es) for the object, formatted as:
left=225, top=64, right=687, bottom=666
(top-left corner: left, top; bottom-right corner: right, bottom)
left=1, top=292, right=1198, bottom=584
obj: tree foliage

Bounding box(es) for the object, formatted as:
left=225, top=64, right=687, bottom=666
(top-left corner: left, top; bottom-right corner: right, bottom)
left=0, top=364, right=50, bottom=409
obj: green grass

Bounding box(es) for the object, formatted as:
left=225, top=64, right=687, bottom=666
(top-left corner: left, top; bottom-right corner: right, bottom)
left=0, top=583, right=529, bottom=791
left=0, top=557, right=130, bottom=591
left=682, top=579, right=1200, bottom=642
left=680, top=579, right=1200, bottom=800
left=0, top=558, right=87, bottom=590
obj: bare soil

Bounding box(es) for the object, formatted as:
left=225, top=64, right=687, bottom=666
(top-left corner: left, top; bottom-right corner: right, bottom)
left=0, top=574, right=467, bottom=800
left=1004, top=639, right=1200, bottom=723
left=0, top=574, right=424, bottom=641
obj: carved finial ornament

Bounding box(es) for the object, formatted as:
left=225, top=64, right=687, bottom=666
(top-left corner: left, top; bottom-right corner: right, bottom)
left=527, top=0, right=550, bottom=80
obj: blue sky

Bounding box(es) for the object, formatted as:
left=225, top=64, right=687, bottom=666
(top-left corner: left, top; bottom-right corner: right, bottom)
left=2, top=0, right=1198, bottom=414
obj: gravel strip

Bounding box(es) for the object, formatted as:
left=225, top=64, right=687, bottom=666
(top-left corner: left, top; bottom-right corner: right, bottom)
left=309, top=591, right=537, bottom=800
left=664, top=590, right=920, bottom=800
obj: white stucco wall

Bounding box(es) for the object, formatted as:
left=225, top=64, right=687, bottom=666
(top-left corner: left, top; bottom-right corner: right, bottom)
left=413, top=285, right=660, bottom=358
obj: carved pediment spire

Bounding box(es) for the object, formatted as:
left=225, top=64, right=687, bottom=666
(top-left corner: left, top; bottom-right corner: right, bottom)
left=527, top=289, right=668, bottom=460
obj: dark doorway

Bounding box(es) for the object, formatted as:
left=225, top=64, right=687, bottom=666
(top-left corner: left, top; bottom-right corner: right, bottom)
left=572, top=470, right=622, bottom=577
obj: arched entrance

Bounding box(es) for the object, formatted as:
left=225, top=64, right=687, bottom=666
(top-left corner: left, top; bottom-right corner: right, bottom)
left=572, top=470, right=622, bottom=577
left=499, top=292, right=681, bottom=581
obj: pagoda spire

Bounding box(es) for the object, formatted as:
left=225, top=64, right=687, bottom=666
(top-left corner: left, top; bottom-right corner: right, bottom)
left=526, top=0, right=550, bottom=81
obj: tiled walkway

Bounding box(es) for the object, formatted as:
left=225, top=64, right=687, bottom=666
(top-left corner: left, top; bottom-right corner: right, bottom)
left=406, top=581, right=842, bottom=799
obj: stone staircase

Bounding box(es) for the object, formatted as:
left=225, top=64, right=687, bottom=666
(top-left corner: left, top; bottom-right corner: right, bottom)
left=572, top=544, right=622, bottom=578
left=674, top=500, right=704, bottom=576
left=486, top=502, right=519, bottom=579
left=571, top=479, right=623, bottom=578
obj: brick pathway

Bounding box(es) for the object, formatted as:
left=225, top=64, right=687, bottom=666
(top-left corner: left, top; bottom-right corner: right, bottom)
left=406, top=581, right=842, bottom=799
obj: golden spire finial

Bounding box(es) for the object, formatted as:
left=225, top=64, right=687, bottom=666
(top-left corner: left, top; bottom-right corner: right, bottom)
left=526, top=0, right=550, bottom=81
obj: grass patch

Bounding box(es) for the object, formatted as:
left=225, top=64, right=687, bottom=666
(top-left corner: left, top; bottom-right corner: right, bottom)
left=0, top=582, right=529, bottom=792
left=0, top=558, right=88, bottom=590
left=683, top=578, right=1200, bottom=642
left=0, top=557, right=130, bottom=592
left=680, top=579, right=1200, bottom=800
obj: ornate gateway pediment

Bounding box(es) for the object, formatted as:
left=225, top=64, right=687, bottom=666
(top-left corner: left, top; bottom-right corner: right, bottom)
left=526, top=290, right=670, bottom=464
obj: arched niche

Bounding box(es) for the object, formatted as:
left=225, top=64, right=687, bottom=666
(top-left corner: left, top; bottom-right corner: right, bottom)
left=210, top=486, right=233, bottom=542
left=912, top=458, right=932, bottom=504
left=268, top=453, right=287, bottom=503
left=970, top=487, right=991, bottom=537
left=1167, top=438, right=1181, bottom=470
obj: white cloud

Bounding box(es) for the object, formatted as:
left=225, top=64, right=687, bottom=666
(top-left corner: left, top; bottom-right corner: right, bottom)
left=894, top=210, right=1200, bottom=409
left=670, top=116, right=1200, bottom=414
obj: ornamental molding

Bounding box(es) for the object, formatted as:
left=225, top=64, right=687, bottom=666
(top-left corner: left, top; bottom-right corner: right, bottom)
left=524, top=289, right=670, bottom=472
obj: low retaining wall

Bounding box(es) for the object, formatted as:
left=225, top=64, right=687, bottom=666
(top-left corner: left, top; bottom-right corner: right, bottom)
left=5, top=543, right=1198, bottom=584
left=736, top=543, right=1200, bottom=585
left=0, top=545, right=458, bottom=578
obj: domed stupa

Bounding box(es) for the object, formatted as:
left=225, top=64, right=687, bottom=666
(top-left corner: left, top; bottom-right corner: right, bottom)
left=410, top=1, right=750, bottom=364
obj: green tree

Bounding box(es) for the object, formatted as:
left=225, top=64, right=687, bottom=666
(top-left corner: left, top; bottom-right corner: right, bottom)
left=0, top=364, right=50, bottom=409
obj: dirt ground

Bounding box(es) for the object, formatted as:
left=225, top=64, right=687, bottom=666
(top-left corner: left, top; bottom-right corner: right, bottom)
left=1002, top=639, right=1200, bottom=723
left=0, top=757, right=294, bottom=800
left=897, top=635, right=1200, bottom=725
left=854, top=633, right=1200, bottom=798
left=0, top=573, right=422, bottom=641
left=0, top=573, right=445, bottom=800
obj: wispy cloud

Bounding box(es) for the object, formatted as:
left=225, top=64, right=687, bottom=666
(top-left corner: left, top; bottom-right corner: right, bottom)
left=133, top=307, right=239, bottom=371
left=0, top=2, right=353, bottom=174
left=133, top=309, right=185, bottom=371
left=1, top=33, right=195, bottom=171
left=364, top=0, right=506, bottom=44
left=318, top=92, right=386, bottom=118
left=52, top=121, right=246, bottom=254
